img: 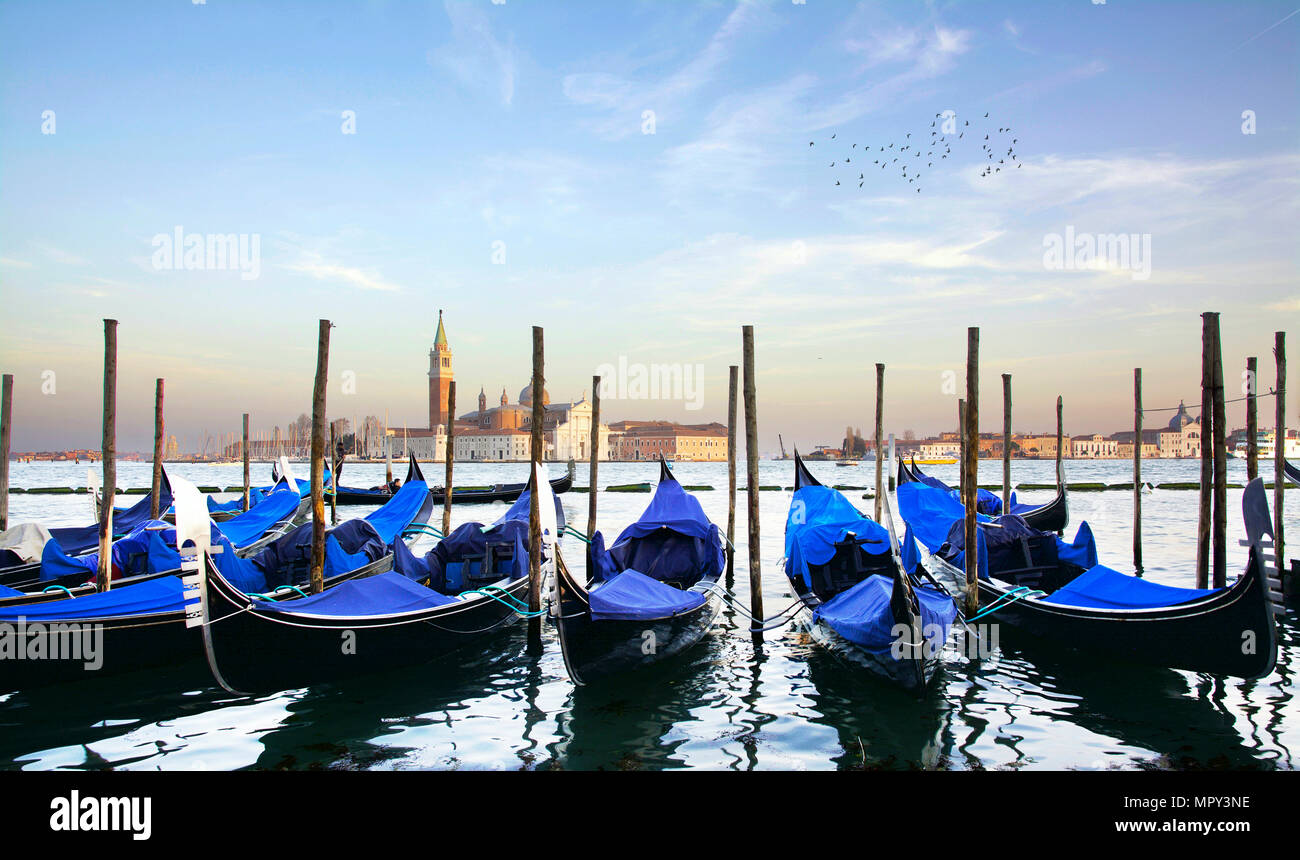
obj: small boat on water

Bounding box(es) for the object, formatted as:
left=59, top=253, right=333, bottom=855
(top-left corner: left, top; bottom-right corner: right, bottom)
left=328, top=459, right=574, bottom=506
left=1285, top=459, right=1300, bottom=486
left=897, top=455, right=1069, bottom=534
left=552, top=456, right=727, bottom=685
left=197, top=463, right=561, bottom=694
left=896, top=476, right=1280, bottom=679
left=0, top=457, right=437, bottom=692
left=784, top=454, right=957, bottom=693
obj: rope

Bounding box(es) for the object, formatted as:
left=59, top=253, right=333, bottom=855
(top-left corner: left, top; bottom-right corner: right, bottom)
left=560, top=525, right=591, bottom=544
left=457, top=584, right=545, bottom=617
left=963, top=586, right=1046, bottom=623
left=403, top=524, right=444, bottom=539
left=41, top=585, right=75, bottom=598
left=1142, top=386, right=1283, bottom=413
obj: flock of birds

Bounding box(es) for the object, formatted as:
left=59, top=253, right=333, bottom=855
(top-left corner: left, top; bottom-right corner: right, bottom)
left=811, top=111, right=1023, bottom=194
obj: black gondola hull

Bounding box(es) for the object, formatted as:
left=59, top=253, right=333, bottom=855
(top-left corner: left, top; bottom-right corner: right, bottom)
left=553, top=557, right=721, bottom=685
left=202, top=559, right=529, bottom=694
left=0, top=607, right=199, bottom=692
left=929, top=550, right=1277, bottom=679
left=898, top=457, right=1069, bottom=533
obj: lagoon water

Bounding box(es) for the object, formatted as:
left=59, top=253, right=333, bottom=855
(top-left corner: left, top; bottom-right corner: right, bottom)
left=1, top=457, right=1296, bottom=770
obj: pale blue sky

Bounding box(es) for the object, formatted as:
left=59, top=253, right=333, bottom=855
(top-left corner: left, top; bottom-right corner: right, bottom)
left=1, top=0, right=1296, bottom=453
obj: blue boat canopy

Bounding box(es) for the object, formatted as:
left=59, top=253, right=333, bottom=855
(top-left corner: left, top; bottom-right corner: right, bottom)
left=785, top=484, right=893, bottom=588
left=1041, top=564, right=1220, bottom=610
left=48, top=469, right=174, bottom=556
left=252, top=571, right=457, bottom=618
left=591, top=468, right=723, bottom=587
left=0, top=575, right=190, bottom=622
left=813, top=574, right=957, bottom=655
left=215, top=487, right=302, bottom=549
left=588, top=570, right=706, bottom=622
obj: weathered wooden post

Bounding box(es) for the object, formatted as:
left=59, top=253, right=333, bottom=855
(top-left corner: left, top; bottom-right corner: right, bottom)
left=1001, top=373, right=1012, bottom=515
left=726, top=365, right=738, bottom=586
left=1210, top=316, right=1228, bottom=588
left=742, top=326, right=764, bottom=642
left=242, top=413, right=250, bottom=511
left=1274, top=331, right=1287, bottom=587
left=1246, top=356, right=1258, bottom=481
left=528, top=326, right=545, bottom=649
left=98, top=319, right=118, bottom=592
left=1133, top=368, right=1142, bottom=573
left=0, top=374, right=11, bottom=532
left=442, top=380, right=456, bottom=537
left=874, top=363, right=885, bottom=521
left=963, top=327, right=980, bottom=614
left=150, top=378, right=164, bottom=520
left=587, top=375, right=600, bottom=538
left=309, top=320, right=331, bottom=595
left=1196, top=313, right=1214, bottom=589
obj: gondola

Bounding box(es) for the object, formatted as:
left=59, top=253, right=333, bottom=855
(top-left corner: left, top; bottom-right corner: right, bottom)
left=0, top=458, right=318, bottom=592
left=0, top=468, right=176, bottom=580
left=0, top=457, right=437, bottom=692
left=784, top=454, right=957, bottom=693
left=329, top=458, right=574, bottom=506
left=1285, top=459, right=1300, bottom=486
left=896, top=475, right=1280, bottom=679
left=196, top=463, right=562, bottom=695
left=896, top=454, right=1069, bottom=533
left=552, top=456, right=726, bottom=685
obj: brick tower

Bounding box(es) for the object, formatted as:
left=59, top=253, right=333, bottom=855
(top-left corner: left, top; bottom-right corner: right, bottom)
left=428, top=310, right=453, bottom=430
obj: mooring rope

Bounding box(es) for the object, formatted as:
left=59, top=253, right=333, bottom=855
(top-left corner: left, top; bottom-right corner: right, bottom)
left=963, top=586, right=1046, bottom=623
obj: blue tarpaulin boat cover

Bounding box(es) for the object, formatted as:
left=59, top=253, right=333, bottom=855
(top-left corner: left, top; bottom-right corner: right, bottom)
left=0, top=583, right=23, bottom=598
left=1042, top=564, right=1219, bottom=610
left=897, top=482, right=987, bottom=554
left=588, top=570, right=706, bottom=621
left=812, top=574, right=957, bottom=654
left=785, top=484, right=894, bottom=588
left=48, top=471, right=174, bottom=556
left=207, top=471, right=327, bottom=513
left=252, top=571, right=457, bottom=617
left=591, top=473, right=723, bottom=586
left=214, top=488, right=302, bottom=548
left=40, top=520, right=215, bottom=582
left=0, top=575, right=189, bottom=622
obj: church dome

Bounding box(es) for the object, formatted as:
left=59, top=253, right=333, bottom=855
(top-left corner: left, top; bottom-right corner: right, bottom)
left=1168, top=400, right=1193, bottom=431
left=519, top=384, right=550, bottom=406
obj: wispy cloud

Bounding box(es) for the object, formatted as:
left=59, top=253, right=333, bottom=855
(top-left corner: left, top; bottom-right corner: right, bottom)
left=281, top=254, right=402, bottom=292
left=430, top=0, right=518, bottom=107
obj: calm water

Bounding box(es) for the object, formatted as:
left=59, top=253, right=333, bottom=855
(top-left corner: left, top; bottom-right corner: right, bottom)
left=2, top=458, right=1296, bottom=771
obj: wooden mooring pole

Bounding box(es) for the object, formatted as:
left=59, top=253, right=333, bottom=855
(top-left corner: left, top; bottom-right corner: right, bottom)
left=1274, top=331, right=1287, bottom=590
left=309, top=319, right=331, bottom=595
left=1246, top=356, right=1258, bottom=481
left=1210, top=315, right=1227, bottom=589
left=963, top=327, right=980, bottom=614
left=0, top=374, right=11, bottom=532
left=743, top=326, right=764, bottom=642
left=528, top=326, right=545, bottom=650
left=1196, top=313, right=1214, bottom=589
left=874, top=362, right=884, bottom=521
left=442, top=380, right=456, bottom=537
left=587, top=375, right=600, bottom=539
left=1001, top=373, right=1012, bottom=515
left=1133, top=368, right=1143, bottom=574
left=98, top=319, right=118, bottom=592
left=150, top=379, right=164, bottom=520
left=726, top=365, right=738, bottom=587
left=242, top=413, right=250, bottom=511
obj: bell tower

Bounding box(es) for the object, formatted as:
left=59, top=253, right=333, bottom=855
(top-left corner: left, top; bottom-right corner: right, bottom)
left=428, top=310, right=453, bottom=430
